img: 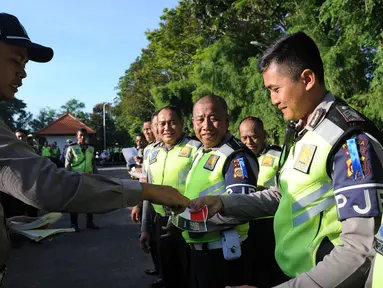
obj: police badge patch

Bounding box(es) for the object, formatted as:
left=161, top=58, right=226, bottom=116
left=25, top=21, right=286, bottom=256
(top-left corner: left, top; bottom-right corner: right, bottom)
left=178, top=147, right=192, bottom=158
left=203, top=155, right=220, bottom=171
left=234, top=167, right=244, bottom=179
left=262, top=156, right=274, bottom=167
left=336, top=106, right=365, bottom=123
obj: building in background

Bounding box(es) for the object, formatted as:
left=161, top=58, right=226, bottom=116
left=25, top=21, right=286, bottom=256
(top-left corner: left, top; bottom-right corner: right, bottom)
left=37, top=113, right=96, bottom=153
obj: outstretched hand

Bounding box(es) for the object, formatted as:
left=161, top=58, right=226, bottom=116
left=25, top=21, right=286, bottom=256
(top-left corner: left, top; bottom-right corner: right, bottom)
left=141, top=183, right=190, bottom=210
left=189, top=195, right=223, bottom=218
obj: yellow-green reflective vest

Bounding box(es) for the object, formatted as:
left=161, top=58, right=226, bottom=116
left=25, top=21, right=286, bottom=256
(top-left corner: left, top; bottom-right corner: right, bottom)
left=113, top=147, right=119, bottom=153
left=143, top=142, right=157, bottom=175
left=148, top=137, right=201, bottom=216
left=183, top=142, right=250, bottom=244
left=42, top=146, right=51, bottom=157
left=372, top=223, right=383, bottom=287
left=275, top=118, right=345, bottom=277
left=51, top=147, right=60, bottom=158
left=257, top=146, right=281, bottom=188
left=70, top=145, right=94, bottom=173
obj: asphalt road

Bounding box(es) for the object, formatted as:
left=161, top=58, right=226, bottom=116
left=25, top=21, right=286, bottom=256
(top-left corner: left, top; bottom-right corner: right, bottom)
left=4, top=167, right=156, bottom=288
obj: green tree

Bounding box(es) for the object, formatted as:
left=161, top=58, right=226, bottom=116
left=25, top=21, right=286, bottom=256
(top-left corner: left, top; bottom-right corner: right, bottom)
left=0, top=98, right=32, bottom=131
left=60, top=99, right=90, bottom=124
left=29, top=107, right=57, bottom=132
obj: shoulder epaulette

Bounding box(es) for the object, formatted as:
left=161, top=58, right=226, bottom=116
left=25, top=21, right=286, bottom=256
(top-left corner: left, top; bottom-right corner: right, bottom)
left=268, top=144, right=282, bottom=152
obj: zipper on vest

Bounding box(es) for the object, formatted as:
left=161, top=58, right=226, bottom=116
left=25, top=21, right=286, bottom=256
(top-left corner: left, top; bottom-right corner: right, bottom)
left=314, top=211, right=323, bottom=239
left=161, top=150, right=168, bottom=185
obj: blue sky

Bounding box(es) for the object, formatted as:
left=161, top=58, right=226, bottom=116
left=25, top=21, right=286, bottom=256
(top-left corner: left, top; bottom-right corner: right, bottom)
left=3, top=0, right=179, bottom=115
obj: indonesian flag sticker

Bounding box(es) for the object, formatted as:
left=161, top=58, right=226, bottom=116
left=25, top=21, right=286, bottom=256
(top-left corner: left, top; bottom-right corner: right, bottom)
left=171, top=205, right=209, bottom=232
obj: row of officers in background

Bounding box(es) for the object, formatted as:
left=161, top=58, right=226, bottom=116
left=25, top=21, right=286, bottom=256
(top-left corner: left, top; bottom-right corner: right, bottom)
left=130, top=32, right=383, bottom=288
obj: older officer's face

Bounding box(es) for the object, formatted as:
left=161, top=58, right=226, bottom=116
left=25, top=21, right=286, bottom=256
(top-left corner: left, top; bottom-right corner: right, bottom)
left=0, top=42, right=28, bottom=102
left=263, top=62, right=313, bottom=121
left=193, top=98, right=228, bottom=149
left=240, top=119, right=266, bottom=155
left=157, top=109, right=183, bottom=147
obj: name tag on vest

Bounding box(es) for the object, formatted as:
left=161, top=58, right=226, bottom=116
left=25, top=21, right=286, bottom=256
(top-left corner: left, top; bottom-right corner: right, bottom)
left=203, top=154, right=220, bottom=171
left=262, top=155, right=274, bottom=167
left=178, top=146, right=191, bottom=158
left=293, top=144, right=316, bottom=174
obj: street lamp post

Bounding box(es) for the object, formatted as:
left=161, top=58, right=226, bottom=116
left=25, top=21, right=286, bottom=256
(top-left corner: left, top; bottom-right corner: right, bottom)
left=103, top=96, right=118, bottom=151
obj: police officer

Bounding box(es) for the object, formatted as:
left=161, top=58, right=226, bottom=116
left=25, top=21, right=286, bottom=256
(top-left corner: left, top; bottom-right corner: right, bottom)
left=131, top=115, right=162, bottom=278
left=140, top=106, right=201, bottom=288
left=41, top=141, right=51, bottom=158
left=239, top=116, right=283, bottom=287
left=181, top=95, right=259, bottom=288
left=65, top=128, right=99, bottom=232
left=192, top=32, right=383, bottom=288
left=50, top=141, right=60, bottom=166
left=0, top=13, right=189, bottom=285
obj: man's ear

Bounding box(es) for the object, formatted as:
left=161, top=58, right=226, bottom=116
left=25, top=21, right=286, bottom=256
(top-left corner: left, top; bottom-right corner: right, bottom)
left=301, top=69, right=315, bottom=91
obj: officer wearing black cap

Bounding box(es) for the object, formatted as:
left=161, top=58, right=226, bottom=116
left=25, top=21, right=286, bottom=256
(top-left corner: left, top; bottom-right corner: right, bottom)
left=0, top=13, right=189, bottom=286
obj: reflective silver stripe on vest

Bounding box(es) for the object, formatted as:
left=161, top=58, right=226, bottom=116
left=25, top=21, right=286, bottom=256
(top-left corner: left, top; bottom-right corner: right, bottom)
left=293, top=197, right=335, bottom=227
left=267, top=149, right=281, bottom=157
left=187, top=139, right=201, bottom=148
left=292, top=182, right=333, bottom=213
left=178, top=167, right=190, bottom=185
left=199, top=180, right=225, bottom=197
left=315, top=119, right=345, bottom=145
left=218, top=144, right=234, bottom=157
left=264, top=177, right=276, bottom=188
left=211, top=186, right=227, bottom=196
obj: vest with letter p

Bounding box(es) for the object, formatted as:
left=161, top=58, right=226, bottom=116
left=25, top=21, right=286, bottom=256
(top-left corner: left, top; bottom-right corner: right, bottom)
left=148, top=137, right=201, bottom=216
left=275, top=98, right=383, bottom=277
left=70, top=144, right=94, bottom=173
left=183, top=137, right=255, bottom=244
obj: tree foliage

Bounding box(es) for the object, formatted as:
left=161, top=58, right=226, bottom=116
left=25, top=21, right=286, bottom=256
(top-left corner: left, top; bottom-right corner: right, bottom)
left=111, top=0, right=383, bottom=143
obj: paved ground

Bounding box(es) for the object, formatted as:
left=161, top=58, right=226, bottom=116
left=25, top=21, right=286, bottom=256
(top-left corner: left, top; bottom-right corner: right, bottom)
left=4, top=167, right=157, bottom=288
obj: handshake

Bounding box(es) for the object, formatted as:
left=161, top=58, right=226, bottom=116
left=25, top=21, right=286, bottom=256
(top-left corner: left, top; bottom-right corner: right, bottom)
left=140, top=183, right=224, bottom=218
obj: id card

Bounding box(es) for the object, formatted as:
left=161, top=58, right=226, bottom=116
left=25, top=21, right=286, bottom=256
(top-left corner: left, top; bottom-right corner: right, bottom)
left=221, top=229, right=241, bottom=261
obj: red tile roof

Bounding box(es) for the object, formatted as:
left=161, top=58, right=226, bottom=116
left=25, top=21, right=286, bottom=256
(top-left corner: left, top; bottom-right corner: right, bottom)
left=37, top=113, right=96, bottom=135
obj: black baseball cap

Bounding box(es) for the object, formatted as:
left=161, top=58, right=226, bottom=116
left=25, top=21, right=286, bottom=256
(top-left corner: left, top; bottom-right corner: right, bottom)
left=0, top=13, right=53, bottom=63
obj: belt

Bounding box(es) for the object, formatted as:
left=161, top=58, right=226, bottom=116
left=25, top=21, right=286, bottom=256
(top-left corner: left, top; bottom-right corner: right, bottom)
left=189, top=235, right=248, bottom=251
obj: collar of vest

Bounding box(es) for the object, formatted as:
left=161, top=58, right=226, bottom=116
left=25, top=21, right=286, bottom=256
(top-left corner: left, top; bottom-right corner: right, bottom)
left=158, top=135, right=200, bottom=151
left=298, top=96, right=383, bottom=178
left=258, top=144, right=282, bottom=157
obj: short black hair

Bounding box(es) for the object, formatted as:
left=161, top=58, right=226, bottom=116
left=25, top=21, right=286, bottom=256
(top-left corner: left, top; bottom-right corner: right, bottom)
left=194, top=94, right=228, bottom=116
left=258, top=31, right=324, bottom=84
left=14, top=129, right=26, bottom=135
left=151, top=110, right=160, bottom=121
left=135, top=132, right=145, bottom=138
left=157, top=105, right=183, bottom=120
left=77, top=128, right=88, bottom=135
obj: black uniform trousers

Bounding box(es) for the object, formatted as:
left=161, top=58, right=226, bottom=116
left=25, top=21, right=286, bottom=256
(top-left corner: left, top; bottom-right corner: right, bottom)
left=70, top=213, right=94, bottom=226
left=155, top=214, right=189, bottom=288
left=189, top=239, right=249, bottom=288
left=243, top=218, right=289, bottom=287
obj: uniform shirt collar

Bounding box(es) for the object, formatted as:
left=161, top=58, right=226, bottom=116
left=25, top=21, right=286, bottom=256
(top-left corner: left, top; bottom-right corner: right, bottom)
left=297, top=92, right=335, bottom=135
left=160, top=135, right=186, bottom=151
left=202, top=132, right=232, bottom=152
